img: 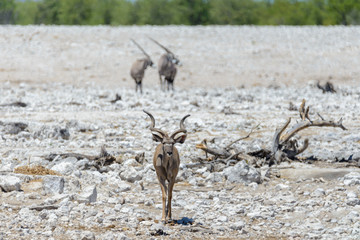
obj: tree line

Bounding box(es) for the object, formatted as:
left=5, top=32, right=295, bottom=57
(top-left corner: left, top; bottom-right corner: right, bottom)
left=1, top=0, right=360, bottom=26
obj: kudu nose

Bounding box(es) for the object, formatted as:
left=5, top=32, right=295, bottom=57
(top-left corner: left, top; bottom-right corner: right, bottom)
left=166, top=151, right=173, bottom=156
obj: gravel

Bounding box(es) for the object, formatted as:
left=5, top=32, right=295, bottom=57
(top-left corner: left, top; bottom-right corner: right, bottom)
left=0, top=25, right=360, bottom=239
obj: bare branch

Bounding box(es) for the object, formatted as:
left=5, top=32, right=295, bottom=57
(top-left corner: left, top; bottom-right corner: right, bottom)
left=196, top=143, right=230, bottom=159
left=225, top=123, right=260, bottom=149
left=280, top=119, right=347, bottom=144
left=272, top=118, right=291, bottom=153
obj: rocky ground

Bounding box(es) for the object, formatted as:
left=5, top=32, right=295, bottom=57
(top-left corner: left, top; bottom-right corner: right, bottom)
left=0, top=26, right=360, bottom=239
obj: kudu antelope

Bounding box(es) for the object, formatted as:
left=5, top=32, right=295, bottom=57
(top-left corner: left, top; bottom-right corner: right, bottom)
left=143, top=110, right=190, bottom=222
left=130, top=39, right=154, bottom=94
left=148, top=37, right=181, bottom=91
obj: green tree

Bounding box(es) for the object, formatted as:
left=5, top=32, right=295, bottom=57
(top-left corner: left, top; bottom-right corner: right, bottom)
left=209, top=0, right=262, bottom=25
left=58, top=0, right=95, bottom=25
left=171, top=0, right=210, bottom=25
left=108, top=0, right=135, bottom=25
left=15, top=0, right=39, bottom=25
left=35, top=0, right=61, bottom=24
left=134, top=0, right=172, bottom=25
left=327, top=0, right=360, bottom=25
left=0, top=0, right=15, bottom=24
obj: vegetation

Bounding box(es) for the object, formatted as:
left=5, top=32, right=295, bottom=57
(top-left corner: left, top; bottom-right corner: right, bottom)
left=2, top=0, right=360, bottom=25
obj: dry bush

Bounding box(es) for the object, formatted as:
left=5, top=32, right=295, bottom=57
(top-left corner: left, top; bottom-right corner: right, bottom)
left=14, top=165, right=59, bottom=176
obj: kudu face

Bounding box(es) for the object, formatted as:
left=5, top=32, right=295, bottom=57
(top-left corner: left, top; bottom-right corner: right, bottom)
left=143, top=110, right=190, bottom=222
left=153, top=132, right=186, bottom=157
left=162, top=136, right=175, bottom=156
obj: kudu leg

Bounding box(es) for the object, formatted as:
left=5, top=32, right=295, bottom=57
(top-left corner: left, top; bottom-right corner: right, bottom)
left=167, top=180, right=175, bottom=221
left=158, top=178, right=168, bottom=222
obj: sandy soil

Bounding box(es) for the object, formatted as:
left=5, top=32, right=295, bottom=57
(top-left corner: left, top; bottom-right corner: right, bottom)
left=0, top=25, right=359, bottom=89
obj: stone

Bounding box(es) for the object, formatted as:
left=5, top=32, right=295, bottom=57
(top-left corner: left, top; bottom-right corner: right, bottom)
left=205, top=172, right=224, bottom=183
left=347, top=198, right=360, bottom=206
left=311, top=188, right=325, bottom=197
left=344, top=172, right=360, bottom=186
left=117, top=182, right=131, bottom=192
left=218, top=216, right=228, bottom=222
left=80, top=231, right=95, bottom=240
left=42, top=176, right=65, bottom=195
left=0, top=175, right=21, bottom=192
left=223, top=160, right=261, bottom=184
left=77, top=186, right=97, bottom=203
left=51, top=162, right=75, bottom=175
left=119, top=167, right=142, bottom=183
left=230, top=220, right=245, bottom=230
left=275, top=183, right=289, bottom=191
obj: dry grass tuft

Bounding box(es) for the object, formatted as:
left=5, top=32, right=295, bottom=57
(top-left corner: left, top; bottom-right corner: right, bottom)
left=14, top=165, right=59, bottom=176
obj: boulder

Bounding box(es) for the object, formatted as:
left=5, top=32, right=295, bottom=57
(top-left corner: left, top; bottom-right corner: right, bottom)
left=344, top=172, right=360, bottom=186
left=51, top=162, right=75, bottom=175
left=77, top=186, right=97, bottom=203
left=119, top=167, right=142, bottom=183
left=43, top=176, right=65, bottom=194
left=223, top=160, right=262, bottom=184
left=0, top=175, right=21, bottom=192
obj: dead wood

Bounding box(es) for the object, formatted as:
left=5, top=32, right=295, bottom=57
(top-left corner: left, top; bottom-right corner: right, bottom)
left=45, top=146, right=120, bottom=169
left=135, top=152, right=145, bottom=164
left=110, top=94, right=122, bottom=103
left=0, top=122, right=28, bottom=134
left=0, top=101, right=27, bottom=107
left=317, top=81, right=336, bottom=93
left=225, top=124, right=260, bottom=149
left=195, top=125, right=260, bottom=168
left=273, top=99, right=346, bottom=163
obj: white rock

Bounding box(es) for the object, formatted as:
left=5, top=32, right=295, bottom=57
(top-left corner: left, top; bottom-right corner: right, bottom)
left=218, top=216, right=228, bottom=222
left=230, top=220, right=245, bottom=230
left=77, top=186, right=97, bottom=203
left=119, top=167, right=142, bottom=183
left=51, top=162, right=75, bottom=175
left=344, top=172, right=360, bottom=186
left=0, top=175, right=21, bottom=192
left=43, top=176, right=65, bottom=195
left=347, top=198, right=360, bottom=206
left=249, top=182, right=258, bottom=190
left=205, top=172, right=224, bottom=183
left=347, top=191, right=358, bottom=199
left=80, top=231, right=95, bottom=240
left=117, top=182, right=131, bottom=192
left=18, top=207, right=32, bottom=218
left=223, top=160, right=261, bottom=184
left=311, top=188, right=326, bottom=197
left=275, top=183, right=289, bottom=191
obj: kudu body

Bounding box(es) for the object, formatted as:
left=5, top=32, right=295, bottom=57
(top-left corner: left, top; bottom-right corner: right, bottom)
left=143, top=110, right=190, bottom=222
left=130, top=39, right=154, bottom=94
left=149, top=37, right=181, bottom=91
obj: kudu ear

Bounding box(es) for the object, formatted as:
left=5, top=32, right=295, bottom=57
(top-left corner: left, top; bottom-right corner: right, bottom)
left=173, top=134, right=187, bottom=144
left=151, top=132, right=164, bottom=142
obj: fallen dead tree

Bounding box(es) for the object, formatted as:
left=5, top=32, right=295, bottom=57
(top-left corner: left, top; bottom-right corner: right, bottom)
left=272, top=99, right=346, bottom=164
left=0, top=101, right=27, bottom=107
left=317, top=81, right=336, bottom=93
left=45, top=146, right=121, bottom=170
left=193, top=99, right=347, bottom=169
left=189, top=124, right=265, bottom=170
